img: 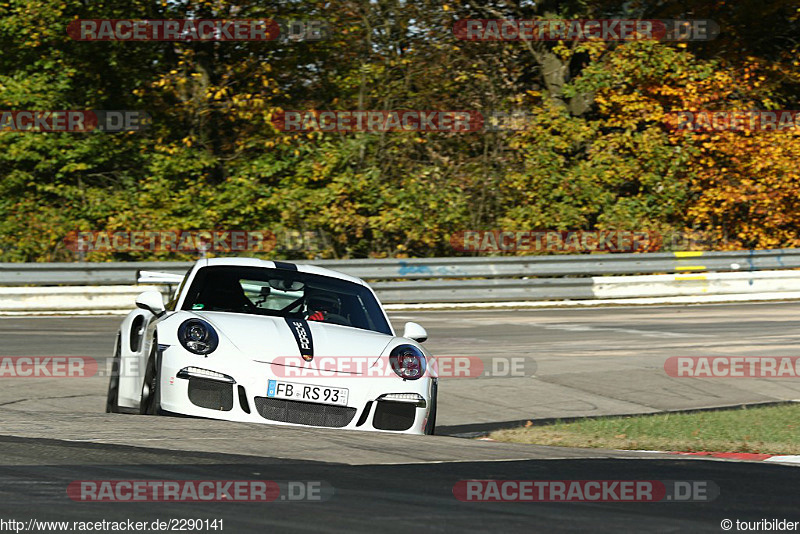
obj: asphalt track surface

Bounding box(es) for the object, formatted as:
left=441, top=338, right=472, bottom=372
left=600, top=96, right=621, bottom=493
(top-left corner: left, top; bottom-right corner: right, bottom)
left=1, top=302, right=799, bottom=532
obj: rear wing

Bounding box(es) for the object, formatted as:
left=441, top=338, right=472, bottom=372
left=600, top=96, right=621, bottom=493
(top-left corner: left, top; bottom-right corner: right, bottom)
left=137, top=271, right=186, bottom=285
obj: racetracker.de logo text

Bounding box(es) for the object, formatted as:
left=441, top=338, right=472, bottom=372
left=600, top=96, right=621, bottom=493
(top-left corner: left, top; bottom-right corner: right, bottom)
left=67, top=480, right=332, bottom=502
left=0, top=110, right=149, bottom=132
left=63, top=230, right=276, bottom=253
left=666, top=111, right=800, bottom=132
left=0, top=357, right=97, bottom=378
left=452, top=19, right=719, bottom=41
left=450, top=230, right=661, bottom=253
left=270, top=355, right=535, bottom=379
left=67, top=19, right=329, bottom=42
left=68, top=19, right=279, bottom=41
left=453, top=480, right=719, bottom=502
left=664, top=357, right=800, bottom=378
left=273, top=110, right=484, bottom=132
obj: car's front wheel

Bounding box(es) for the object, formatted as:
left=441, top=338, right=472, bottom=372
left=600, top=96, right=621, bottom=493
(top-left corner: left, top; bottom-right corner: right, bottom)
left=139, top=345, right=161, bottom=415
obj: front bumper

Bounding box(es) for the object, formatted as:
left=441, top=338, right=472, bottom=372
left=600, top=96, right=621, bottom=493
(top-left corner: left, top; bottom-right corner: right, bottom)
left=158, top=347, right=435, bottom=434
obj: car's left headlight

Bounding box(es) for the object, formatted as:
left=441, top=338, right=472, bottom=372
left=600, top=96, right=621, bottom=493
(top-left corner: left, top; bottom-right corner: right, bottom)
left=389, top=345, right=426, bottom=380
left=178, top=318, right=219, bottom=355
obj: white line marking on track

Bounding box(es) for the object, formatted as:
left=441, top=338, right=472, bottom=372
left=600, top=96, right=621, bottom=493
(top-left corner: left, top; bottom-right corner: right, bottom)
left=764, top=455, right=800, bottom=465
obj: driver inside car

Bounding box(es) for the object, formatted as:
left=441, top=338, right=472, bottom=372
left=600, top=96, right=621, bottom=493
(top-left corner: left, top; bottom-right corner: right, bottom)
left=307, top=291, right=342, bottom=322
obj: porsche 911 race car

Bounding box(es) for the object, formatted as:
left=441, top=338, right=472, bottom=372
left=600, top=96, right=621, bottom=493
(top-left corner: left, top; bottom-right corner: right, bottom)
left=106, top=258, right=437, bottom=434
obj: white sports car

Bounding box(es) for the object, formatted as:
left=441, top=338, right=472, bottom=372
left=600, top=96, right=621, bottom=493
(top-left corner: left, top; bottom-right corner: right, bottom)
left=106, top=258, right=437, bottom=434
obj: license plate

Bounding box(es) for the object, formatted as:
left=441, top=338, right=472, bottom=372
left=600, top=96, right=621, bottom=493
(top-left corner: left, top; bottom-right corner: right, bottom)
left=267, top=380, right=349, bottom=406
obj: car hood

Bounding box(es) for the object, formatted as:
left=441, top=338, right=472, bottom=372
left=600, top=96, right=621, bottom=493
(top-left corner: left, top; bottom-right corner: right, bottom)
left=187, top=311, right=394, bottom=373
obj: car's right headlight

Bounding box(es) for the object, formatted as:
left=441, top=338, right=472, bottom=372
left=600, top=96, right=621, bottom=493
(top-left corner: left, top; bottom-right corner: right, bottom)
left=389, top=344, right=426, bottom=380
left=178, top=318, right=219, bottom=355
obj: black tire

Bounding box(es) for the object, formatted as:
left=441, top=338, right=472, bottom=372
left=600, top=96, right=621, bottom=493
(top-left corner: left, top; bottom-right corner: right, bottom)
left=424, top=379, right=438, bottom=435
left=105, top=334, right=121, bottom=413
left=139, top=344, right=162, bottom=415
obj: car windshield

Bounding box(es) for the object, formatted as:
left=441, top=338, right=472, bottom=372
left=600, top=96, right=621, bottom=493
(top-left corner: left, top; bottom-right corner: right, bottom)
left=180, top=265, right=392, bottom=335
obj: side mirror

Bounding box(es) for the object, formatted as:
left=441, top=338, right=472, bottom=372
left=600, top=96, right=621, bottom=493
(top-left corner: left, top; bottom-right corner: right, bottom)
left=402, top=322, right=427, bottom=342
left=135, top=290, right=166, bottom=317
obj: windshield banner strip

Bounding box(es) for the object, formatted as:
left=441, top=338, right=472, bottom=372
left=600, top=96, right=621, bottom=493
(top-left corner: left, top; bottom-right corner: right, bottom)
left=284, top=318, right=314, bottom=361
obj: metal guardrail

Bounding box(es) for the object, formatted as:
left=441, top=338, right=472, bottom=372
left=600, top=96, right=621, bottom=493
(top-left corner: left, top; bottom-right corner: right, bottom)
left=372, top=278, right=596, bottom=303
left=3, top=270, right=800, bottom=310
left=0, top=262, right=193, bottom=286
left=1, top=250, right=800, bottom=309
left=1, top=249, right=800, bottom=286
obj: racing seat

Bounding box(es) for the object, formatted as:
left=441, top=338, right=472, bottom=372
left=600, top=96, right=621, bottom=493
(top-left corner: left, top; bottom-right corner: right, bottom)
left=198, top=277, right=253, bottom=312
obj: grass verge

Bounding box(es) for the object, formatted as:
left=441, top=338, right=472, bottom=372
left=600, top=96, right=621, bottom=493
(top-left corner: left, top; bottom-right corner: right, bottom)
left=489, top=404, right=800, bottom=454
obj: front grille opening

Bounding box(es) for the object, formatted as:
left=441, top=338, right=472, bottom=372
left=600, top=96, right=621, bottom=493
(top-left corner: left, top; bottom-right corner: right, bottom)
left=373, top=401, right=416, bottom=431
left=187, top=378, right=234, bottom=411
left=254, top=397, right=356, bottom=428
left=238, top=385, right=251, bottom=414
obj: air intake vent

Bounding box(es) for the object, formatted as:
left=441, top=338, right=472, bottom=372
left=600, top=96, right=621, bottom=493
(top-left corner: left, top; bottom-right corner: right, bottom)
left=373, top=401, right=416, bottom=431
left=188, top=378, right=233, bottom=411
left=254, top=397, right=356, bottom=428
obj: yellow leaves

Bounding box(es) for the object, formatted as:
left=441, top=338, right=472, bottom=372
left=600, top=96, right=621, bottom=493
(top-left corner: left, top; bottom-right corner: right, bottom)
left=688, top=125, right=800, bottom=249
left=157, top=144, right=181, bottom=156
left=552, top=43, right=572, bottom=61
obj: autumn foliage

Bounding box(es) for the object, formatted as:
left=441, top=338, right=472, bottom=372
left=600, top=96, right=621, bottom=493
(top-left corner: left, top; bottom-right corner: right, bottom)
left=0, top=0, right=798, bottom=261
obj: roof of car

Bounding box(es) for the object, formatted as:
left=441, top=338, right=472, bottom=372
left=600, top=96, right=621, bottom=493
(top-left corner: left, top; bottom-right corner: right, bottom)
left=196, top=257, right=367, bottom=286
